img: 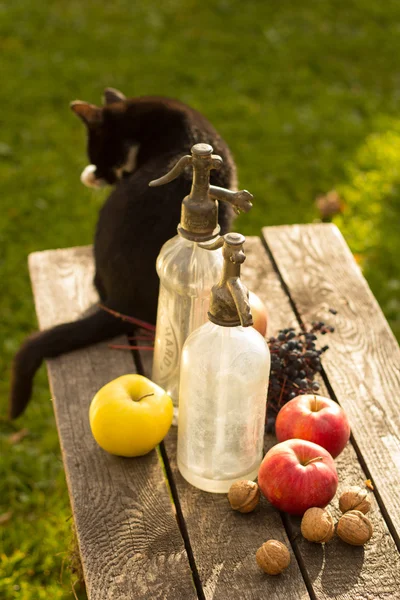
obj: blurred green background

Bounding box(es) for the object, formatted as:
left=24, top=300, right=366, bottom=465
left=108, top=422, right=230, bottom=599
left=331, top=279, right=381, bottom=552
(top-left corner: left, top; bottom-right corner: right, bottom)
left=1, top=0, right=399, bottom=597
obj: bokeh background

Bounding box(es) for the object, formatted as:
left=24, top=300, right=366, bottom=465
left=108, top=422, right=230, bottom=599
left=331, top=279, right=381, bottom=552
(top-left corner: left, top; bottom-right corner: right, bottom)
left=1, top=1, right=399, bottom=597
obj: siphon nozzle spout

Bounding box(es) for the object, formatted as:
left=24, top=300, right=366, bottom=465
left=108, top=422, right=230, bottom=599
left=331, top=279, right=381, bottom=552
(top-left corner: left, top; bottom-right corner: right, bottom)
left=208, top=233, right=253, bottom=328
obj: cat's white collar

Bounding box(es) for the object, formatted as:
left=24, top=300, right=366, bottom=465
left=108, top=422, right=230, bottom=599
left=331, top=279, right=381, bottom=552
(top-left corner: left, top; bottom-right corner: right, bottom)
left=115, top=144, right=139, bottom=180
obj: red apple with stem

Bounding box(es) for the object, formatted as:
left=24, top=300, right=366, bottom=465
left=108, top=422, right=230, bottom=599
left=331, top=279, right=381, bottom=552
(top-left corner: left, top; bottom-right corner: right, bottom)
left=275, top=394, right=350, bottom=458
left=258, top=439, right=338, bottom=515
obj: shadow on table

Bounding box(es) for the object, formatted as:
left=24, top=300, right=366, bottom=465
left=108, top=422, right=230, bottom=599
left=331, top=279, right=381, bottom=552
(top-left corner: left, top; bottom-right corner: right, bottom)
left=295, top=532, right=364, bottom=596
left=321, top=539, right=364, bottom=597
left=289, top=513, right=365, bottom=596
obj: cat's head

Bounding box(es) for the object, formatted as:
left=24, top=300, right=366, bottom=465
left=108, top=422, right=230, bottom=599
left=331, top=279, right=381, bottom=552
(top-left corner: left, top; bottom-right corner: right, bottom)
left=70, top=88, right=139, bottom=188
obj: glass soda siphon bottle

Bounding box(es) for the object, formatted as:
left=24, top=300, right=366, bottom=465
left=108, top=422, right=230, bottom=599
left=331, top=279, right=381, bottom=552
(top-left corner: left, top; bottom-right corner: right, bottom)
left=149, top=143, right=253, bottom=420
left=177, top=232, right=271, bottom=493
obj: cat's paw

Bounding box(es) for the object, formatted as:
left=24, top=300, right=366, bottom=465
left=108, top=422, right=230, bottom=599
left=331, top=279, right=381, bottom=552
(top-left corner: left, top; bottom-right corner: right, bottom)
left=80, top=164, right=107, bottom=189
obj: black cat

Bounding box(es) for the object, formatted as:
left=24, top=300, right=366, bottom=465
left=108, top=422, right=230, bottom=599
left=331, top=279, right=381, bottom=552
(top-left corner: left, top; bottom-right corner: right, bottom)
left=9, top=89, right=237, bottom=419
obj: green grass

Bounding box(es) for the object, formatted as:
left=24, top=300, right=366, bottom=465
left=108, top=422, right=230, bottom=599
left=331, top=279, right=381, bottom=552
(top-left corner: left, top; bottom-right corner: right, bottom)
left=1, top=0, right=400, bottom=596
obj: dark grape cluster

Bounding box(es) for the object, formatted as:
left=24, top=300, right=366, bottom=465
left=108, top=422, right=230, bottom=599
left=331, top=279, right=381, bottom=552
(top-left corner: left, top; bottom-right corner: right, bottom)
left=266, top=315, right=336, bottom=432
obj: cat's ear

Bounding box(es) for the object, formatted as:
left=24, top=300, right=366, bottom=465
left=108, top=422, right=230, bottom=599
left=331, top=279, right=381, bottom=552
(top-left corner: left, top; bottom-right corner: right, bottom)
left=103, top=88, right=126, bottom=105
left=70, top=101, right=103, bottom=126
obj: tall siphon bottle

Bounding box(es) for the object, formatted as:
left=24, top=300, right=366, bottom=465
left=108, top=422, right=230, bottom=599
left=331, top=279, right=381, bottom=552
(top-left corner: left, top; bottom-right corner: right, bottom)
left=177, top=233, right=271, bottom=493
left=150, top=143, right=253, bottom=419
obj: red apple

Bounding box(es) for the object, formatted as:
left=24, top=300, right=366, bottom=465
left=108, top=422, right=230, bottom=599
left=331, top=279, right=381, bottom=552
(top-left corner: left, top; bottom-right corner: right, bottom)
left=249, top=291, right=268, bottom=337
left=275, top=394, right=350, bottom=458
left=258, top=439, right=338, bottom=515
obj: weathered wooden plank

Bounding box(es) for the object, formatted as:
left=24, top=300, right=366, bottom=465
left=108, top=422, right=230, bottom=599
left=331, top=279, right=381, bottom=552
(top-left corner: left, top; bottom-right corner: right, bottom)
left=142, top=236, right=400, bottom=599
left=29, top=246, right=196, bottom=600
left=246, top=236, right=400, bottom=598
left=280, top=375, right=400, bottom=599
left=163, top=429, right=309, bottom=600
left=138, top=240, right=311, bottom=600
left=286, top=444, right=400, bottom=599
left=262, top=224, right=400, bottom=545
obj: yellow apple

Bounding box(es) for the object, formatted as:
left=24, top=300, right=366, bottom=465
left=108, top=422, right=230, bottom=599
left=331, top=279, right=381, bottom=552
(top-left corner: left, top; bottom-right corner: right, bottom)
left=89, top=374, right=173, bottom=457
left=249, top=291, right=268, bottom=337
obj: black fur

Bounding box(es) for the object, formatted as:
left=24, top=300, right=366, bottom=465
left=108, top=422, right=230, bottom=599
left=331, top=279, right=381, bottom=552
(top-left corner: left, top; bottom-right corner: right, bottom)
left=9, top=93, right=237, bottom=419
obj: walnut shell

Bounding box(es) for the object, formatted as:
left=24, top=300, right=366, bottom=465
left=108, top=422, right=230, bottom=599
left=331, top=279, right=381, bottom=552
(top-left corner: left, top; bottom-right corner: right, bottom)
left=339, top=486, right=371, bottom=514
left=337, top=510, right=373, bottom=546
left=256, top=540, right=290, bottom=575
left=301, top=507, right=335, bottom=543
left=228, top=480, right=260, bottom=513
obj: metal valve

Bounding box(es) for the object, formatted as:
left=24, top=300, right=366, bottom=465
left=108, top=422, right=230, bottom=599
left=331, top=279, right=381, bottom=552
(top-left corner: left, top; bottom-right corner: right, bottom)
left=149, top=144, right=254, bottom=242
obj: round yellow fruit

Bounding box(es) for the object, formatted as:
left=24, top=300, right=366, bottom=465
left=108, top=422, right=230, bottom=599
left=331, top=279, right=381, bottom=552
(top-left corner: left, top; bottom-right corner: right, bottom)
left=89, top=374, right=173, bottom=457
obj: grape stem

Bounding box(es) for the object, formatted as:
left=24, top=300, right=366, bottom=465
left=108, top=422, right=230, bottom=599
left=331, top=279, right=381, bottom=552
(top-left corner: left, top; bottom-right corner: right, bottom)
left=99, top=303, right=156, bottom=332
left=278, top=375, right=287, bottom=406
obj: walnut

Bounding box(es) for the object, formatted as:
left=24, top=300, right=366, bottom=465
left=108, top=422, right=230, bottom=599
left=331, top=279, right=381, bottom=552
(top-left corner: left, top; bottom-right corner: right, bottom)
left=301, top=507, right=335, bottom=543
left=228, top=480, right=260, bottom=513
left=256, top=540, right=290, bottom=575
left=339, top=486, right=371, bottom=514
left=337, top=510, right=373, bottom=546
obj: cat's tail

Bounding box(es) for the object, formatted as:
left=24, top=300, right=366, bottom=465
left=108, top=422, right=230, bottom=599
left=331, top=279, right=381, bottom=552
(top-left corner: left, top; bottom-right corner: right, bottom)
left=9, top=308, right=128, bottom=419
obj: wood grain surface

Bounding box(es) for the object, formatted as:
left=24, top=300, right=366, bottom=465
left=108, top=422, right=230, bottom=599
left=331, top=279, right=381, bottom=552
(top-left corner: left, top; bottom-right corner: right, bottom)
left=163, top=429, right=309, bottom=600
left=138, top=239, right=309, bottom=600
left=29, top=229, right=400, bottom=600
left=246, top=236, right=400, bottom=599
left=29, top=246, right=196, bottom=600
left=141, top=235, right=400, bottom=600
left=262, top=224, right=400, bottom=546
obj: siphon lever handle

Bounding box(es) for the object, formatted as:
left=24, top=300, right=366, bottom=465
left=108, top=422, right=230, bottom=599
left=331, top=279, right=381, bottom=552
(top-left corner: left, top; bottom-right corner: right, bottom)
left=149, top=144, right=223, bottom=188
left=148, top=155, right=192, bottom=187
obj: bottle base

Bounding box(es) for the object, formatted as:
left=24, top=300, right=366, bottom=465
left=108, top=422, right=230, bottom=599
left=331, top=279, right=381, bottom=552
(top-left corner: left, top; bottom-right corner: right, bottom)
left=177, top=460, right=261, bottom=493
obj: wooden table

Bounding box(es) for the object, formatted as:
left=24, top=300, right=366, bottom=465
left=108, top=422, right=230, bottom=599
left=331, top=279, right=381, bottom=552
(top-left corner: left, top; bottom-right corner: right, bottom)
left=29, top=223, right=400, bottom=599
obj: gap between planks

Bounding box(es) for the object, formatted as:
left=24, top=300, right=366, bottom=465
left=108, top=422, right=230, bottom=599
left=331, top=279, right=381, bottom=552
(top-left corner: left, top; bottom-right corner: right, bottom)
left=260, top=231, right=400, bottom=548
left=261, top=225, right=400, bottom=553
left=137, top=295, right=310, bottom=596
left=133, top=335, right=206, bottom=600
left=138, top=234, right=400, bottom=600
left=28, top=246, right=198, bottom=600
left=133, top=231, right=400, bottom=599
left=243, top=235, right=400, bottom=598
